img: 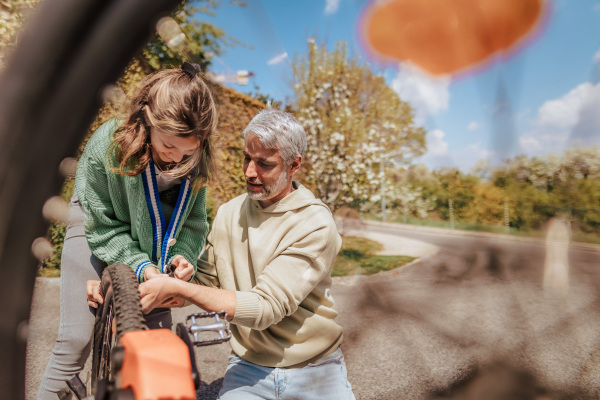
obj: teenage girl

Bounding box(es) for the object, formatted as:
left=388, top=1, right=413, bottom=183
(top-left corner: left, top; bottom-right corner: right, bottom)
left=38, top=63, right=218, bottom=399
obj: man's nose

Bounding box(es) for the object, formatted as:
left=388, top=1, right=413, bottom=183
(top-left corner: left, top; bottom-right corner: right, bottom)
left=245, top=160, right=257, bottom=178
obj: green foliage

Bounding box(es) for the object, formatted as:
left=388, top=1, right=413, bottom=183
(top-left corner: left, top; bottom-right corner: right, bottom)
left=249, top=91, right=283, bottom=109
left=0, top=0, right=41, bottom=66
left=144, top=0, right=244, bottom=71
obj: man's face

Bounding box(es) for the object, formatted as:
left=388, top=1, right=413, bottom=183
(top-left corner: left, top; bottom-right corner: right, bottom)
left=243, top=134, right=294, bottom=207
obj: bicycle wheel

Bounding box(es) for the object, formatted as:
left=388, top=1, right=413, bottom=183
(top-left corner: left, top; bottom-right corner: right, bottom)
left=91, top=263, right=146, bottom=395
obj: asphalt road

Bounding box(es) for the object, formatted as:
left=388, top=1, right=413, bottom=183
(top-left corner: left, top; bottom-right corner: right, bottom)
left=26, top=222, right=600, bottom=400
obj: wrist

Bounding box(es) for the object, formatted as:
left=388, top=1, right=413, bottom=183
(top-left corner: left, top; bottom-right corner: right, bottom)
left=169, top=278, right=186, bottom=299
left=143, top=265, right=160, bottom=281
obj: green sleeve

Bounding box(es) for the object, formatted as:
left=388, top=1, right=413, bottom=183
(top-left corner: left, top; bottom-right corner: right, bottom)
left=77, top=123, right=157, bottom=282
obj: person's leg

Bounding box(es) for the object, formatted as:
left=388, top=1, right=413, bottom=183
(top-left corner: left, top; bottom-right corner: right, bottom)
left=283, top=347, right=356, bottom=400
left=217, top=355, right=276, bottom=400
left=144, top=307, right=172, bottom=330
left=37, top=197, right=106, bottom=400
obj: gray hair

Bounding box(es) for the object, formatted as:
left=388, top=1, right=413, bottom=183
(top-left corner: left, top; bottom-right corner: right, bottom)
left=243, top=109, right=307, bottom=165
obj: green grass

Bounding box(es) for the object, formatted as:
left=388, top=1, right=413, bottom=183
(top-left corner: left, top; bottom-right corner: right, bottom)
left=332, top=236, right=414, bottom=277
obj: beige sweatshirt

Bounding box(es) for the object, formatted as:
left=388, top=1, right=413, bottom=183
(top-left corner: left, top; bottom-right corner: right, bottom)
left=196, top=181, right=343, bottom=367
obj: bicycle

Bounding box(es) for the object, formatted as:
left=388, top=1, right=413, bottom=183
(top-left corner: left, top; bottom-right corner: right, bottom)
left=66, top=263, right=231, bottom=400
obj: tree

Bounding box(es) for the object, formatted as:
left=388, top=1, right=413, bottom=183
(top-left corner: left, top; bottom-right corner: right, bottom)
left=0, top=0, right=40, bottom=66
left=433, top=168, right=478, bottom=223
left=386, top=184, right=435, bottom=221
left=143, top=0, right=244, bottom=72
left=490, top=147, right=600, bottom=231
left=291, top=39, right=426, bottom=211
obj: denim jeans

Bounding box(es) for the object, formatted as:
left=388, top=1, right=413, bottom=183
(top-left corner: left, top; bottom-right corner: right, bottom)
left=37, top=196, right=172, bottom=400
left=218, top=347, right=356, bottom=400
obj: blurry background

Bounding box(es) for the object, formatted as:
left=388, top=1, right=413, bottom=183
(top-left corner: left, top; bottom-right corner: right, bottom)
left=3, top=0, right=597, bottom=274
left=3, top=1, right=600, bottom=399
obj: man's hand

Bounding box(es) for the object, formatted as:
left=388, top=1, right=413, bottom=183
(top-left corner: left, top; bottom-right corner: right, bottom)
left=139, top=278, right=181, bottom=313
left=170, top=255, right=194, bottom=281
left=144, top=265, right=167, bottom=281
left=140, top=275, right=236, bottom=318
left=86, top=280, right=103, bottom=308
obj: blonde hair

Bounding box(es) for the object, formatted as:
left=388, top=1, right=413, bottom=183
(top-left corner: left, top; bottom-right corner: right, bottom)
left=110, top=65, right=218, bottom=191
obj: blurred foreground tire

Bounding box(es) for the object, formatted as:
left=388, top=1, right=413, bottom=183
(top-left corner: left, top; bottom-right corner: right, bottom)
left=0, top=0, right=182, bottom=397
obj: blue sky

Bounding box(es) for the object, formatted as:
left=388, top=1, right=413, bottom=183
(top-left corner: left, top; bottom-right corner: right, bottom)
left=202, top=0, right=600, bottom=172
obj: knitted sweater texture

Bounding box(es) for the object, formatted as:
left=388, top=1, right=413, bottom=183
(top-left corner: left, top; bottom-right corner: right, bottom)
left=196, top=182, right=343, bottom=367
left=75, top=119, right=209, bottom=282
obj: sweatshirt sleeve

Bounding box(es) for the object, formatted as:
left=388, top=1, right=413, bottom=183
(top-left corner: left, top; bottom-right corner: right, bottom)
left=76, top=123, right=157, bottom=281
left=167, top=187, right=210, bottom=280
left=232, top=222, right=341, bottom=330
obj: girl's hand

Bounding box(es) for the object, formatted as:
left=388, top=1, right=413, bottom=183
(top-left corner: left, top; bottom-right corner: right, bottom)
left=144, top=265, right=167, bottom=281
left=170, top=255, right=194, bottom=282
left=86, top=280, right=103, bottom=308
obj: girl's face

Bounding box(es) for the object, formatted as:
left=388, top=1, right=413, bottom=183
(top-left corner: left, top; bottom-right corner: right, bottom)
left=144, top=105, right=199, bottom=165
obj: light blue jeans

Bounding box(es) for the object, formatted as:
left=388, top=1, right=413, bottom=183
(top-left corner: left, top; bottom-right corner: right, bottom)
left=218, top=347, right=356, bottom=400
left=37, top=196, right=171, bottom=400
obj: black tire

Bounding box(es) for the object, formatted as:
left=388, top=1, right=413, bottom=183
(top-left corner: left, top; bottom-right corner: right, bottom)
left=91, top=264, right=146, bottom=395
left=176, top=323, right=201, bottom=389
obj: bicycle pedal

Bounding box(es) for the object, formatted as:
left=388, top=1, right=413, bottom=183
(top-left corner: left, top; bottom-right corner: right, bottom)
left=186, top=311, right=232, bottom=346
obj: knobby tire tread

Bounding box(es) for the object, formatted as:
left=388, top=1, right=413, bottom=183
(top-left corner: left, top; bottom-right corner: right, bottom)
left=91, top=264, right=146, bottom=394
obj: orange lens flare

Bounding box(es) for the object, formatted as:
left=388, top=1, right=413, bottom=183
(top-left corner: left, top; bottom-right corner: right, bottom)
left=361, top=0, right=547, bottom=76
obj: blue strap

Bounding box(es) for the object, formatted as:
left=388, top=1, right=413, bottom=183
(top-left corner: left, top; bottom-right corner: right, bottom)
left=160, top=178, right=192, bottom=272
left=141, top=159, right=166, bottom=263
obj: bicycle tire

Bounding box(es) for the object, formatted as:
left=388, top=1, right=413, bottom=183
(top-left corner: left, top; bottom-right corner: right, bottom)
left=91, top=263, right=146, bottom=395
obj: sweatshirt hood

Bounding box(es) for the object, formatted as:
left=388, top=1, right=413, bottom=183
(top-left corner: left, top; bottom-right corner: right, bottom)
left=250, top=181, right=331, bottom=214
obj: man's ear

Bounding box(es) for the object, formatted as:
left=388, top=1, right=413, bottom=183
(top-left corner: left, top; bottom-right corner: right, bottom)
left=289, top=155, right=302, bottom=176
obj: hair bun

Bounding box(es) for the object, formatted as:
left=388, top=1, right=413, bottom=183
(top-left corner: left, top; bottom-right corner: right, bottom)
left=182, top=62, right=201, bottom=79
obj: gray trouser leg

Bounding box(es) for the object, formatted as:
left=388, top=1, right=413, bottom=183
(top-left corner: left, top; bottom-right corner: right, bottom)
left=37, top=197, right=106, bottom=399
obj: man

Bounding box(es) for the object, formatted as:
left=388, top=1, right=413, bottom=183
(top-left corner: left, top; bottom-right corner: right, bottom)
left=139, top=109, right=355, bottom=399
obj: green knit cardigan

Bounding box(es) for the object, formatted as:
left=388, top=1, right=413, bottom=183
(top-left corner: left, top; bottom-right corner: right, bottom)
left=75, top=119, right=209, bottom=282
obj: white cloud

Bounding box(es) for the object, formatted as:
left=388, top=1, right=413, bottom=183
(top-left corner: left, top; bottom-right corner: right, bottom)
left=519, top=82, right=600, bottom=155
left=468, top=122, right=480, bottom=131
left=324, top=0, right=340, bottom=14
left=570, top=83, right=600, bottom=146
left=427, top=129, right=449, bottom=156
left=594, top=48, right=600, bottom=64
left=419, top=129, right=454, bottom=169
left=456, top=142, right=493, bottom=170
left=391, top=62, right=450, bottom=125
left=267, top=52, right=288, bottom=66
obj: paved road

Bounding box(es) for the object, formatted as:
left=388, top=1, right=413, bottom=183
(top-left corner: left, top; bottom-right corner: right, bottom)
left=26, top=222, right=600, bottom=399
left=339, top=221, right=600, bottom=400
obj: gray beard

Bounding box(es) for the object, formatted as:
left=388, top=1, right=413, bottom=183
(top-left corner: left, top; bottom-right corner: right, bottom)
left=247, top=169, right=289, bottom=201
